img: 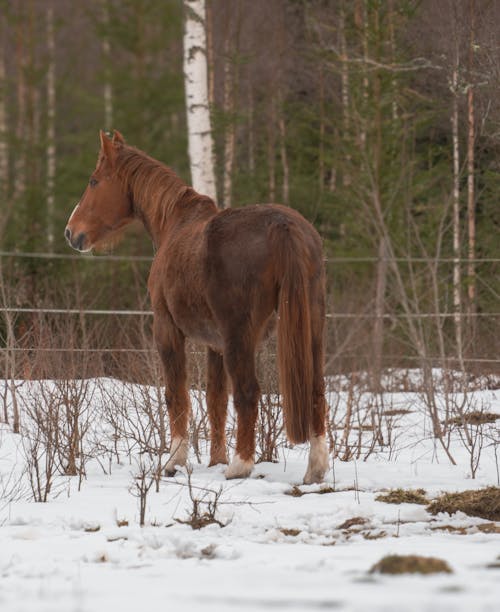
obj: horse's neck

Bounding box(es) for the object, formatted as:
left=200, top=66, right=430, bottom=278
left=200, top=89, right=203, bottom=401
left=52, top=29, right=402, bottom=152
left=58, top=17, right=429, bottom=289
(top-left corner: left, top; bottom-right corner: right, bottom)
left=129, top=169, right=217, bottom=248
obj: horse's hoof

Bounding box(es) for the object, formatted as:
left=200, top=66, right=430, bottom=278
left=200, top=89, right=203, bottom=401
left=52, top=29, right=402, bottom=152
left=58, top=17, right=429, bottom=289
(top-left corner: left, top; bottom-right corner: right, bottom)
left=225, top=454, right=254, bottom=479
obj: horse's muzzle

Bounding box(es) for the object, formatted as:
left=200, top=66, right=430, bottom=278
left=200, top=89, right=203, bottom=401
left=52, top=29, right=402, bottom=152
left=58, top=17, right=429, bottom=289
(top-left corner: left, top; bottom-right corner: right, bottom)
left=65, top=227, right=87, bottom=252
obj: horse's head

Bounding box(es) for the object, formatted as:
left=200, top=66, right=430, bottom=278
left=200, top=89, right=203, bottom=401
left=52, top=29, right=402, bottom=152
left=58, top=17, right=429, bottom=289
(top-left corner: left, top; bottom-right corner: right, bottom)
left=65, top=130, right=134, bottom=252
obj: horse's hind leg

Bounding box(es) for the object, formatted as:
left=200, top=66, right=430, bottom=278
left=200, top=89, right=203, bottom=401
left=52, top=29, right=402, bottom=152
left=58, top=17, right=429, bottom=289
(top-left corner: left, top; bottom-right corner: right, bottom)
left=303, top=289, right=329, bottom=485
left=223, top=336, right=259, bottom=479
left=207, top=348, right=228, bottom=466
left=154, top=315, right=190, bottom=476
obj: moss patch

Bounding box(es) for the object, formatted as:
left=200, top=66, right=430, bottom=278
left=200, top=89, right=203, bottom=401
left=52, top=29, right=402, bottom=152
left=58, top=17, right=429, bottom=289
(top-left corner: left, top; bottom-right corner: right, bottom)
left=376, top=488, right=429, bottom=505
left=370, top=554, right=452, bottom=575
left=427, top=487, right=500, bottom=521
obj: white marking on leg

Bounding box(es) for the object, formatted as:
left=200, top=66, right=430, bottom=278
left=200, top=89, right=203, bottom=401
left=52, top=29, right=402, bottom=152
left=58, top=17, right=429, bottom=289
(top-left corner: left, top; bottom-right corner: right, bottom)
left=225, top=453, right=254, bottom=480
left=303, top=434, right=329, bottom=485
left=165, top=436, right=189, bottom=474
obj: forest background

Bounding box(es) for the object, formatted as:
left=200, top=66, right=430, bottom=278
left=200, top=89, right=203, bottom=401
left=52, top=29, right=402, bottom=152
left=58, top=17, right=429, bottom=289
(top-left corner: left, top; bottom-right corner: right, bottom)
left=0, top=0, right=499, bottom=387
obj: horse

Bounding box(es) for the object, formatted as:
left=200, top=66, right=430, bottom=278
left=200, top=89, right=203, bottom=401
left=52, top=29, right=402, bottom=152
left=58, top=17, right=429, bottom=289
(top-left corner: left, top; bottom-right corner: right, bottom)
left=65, top=130, right=329, bottom=484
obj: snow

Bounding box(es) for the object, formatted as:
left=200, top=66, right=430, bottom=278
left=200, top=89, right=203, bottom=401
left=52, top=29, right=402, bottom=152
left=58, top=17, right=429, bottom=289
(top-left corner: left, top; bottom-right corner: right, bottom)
left=0, top=375, right=499, bottom=612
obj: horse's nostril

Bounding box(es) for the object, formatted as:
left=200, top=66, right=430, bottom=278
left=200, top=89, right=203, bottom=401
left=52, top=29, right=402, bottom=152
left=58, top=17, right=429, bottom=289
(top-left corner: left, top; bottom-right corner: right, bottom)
left=65, top=227, right=71, bottom=241
left=74, top=233, right=85, bottom=251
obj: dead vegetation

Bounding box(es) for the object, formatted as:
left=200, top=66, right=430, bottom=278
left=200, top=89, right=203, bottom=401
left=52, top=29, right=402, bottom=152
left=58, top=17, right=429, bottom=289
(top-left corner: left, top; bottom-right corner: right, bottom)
left=427, top=487, right=500, bottom=521
left=376, top=488, right=429, bottom=505
left=285, top=485, right=336, bottom=497
left=370, top=554, right=452, bottom=575
left=445, top=411, right=499, bottom=426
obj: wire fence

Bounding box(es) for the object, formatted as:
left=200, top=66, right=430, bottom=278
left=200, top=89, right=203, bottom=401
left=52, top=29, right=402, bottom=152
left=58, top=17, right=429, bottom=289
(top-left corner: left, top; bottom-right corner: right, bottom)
left=1, top=250, right=499, bottom=372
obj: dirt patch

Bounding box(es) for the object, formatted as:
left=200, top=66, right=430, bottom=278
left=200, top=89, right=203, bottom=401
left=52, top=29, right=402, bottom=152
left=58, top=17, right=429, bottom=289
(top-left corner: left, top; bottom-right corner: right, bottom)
left=427, top=487, right=500, bottom=521
left=376, top=488, right=429, bottom=505
left=445, top=411, right=499, bottom=426
left=370, top=554, right=452, bottom=575
left=383, top=409, right=413, bottom=416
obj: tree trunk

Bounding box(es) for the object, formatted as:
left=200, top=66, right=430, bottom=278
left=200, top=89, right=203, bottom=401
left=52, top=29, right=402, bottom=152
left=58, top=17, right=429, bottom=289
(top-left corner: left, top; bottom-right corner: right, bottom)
left=267, top=97, right=276, bottom=202
left=466, top=0, right=476, bottom=325
left=46, top=3, right=56, bottom=251
left=0, top=16, right=8, bottom=213
left=222, top=38, right=234, bottom=208
left=183, top=0, right=217, bottom=200
left=451, top=23, right=463, bottom=364
left=101, top=0, right=113, bottom=128
left=278, top=92, right=289, bottom=206
left=339, top=0, right=351, bottom=187
left=14, top=15, right=26, bottom=205
left=372, top=237, right=388, bottom=391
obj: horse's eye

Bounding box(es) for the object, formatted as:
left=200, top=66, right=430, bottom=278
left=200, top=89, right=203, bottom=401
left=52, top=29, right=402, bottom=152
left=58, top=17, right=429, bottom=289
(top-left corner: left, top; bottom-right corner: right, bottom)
left=89, top=178, right=98, bottom=188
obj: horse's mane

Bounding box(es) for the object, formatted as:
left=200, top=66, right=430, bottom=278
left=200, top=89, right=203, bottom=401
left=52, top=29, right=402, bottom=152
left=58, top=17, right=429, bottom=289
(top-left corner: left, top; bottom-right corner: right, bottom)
left=92, top=143, right=216, bottom=251
left=115, top=145, right=191, bottom=228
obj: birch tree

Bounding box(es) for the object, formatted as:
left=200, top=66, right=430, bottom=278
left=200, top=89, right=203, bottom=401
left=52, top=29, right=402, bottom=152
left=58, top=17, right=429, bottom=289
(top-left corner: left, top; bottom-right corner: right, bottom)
left=46, top=3, right=56, bottom=251
left=0, top=15, right=8, bottom=212
left=183, top=0, right=216, bottom=201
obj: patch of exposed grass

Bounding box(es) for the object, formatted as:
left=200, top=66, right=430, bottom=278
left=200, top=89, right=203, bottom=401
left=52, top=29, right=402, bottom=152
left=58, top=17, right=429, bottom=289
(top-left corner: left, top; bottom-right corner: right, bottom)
left=375, top=488, right=429, bottom=505
left=427, top=487, right=500, bottom=521
left=431, top=522, right=500, bottom=535
left=445, top=411, right=499, bottom=426
left=370, top=554, right=452, bottom=575
left=338, top=516, right=368, bottom=530
left=285, top=485, right=336, bottom=497
left=280, top=527, right=301, bottom=537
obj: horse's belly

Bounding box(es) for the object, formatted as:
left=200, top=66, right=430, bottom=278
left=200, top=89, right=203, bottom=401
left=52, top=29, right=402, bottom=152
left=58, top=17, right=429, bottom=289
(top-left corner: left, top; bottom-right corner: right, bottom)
left=171, top=303, right=224, bottom=351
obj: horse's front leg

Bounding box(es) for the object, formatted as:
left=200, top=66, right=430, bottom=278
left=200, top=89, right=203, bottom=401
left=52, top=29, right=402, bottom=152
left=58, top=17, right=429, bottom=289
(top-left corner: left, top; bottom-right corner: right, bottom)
left=154, top=315, right=190, bottom=476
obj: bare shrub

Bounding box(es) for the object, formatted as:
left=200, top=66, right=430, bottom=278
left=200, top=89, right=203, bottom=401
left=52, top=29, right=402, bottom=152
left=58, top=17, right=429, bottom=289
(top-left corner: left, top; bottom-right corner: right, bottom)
left=174, top=465, right=227, bottom=529
left=21, top=382, right=61, bottom=502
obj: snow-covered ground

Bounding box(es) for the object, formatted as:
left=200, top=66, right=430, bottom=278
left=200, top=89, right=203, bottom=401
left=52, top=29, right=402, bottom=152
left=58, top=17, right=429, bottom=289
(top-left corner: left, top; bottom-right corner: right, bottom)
left=0, top=375, right=499, bottom=612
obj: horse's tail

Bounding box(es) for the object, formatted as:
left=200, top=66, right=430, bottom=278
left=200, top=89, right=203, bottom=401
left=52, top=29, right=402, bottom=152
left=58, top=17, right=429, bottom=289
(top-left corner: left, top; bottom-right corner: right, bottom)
left=273, top=222, right=316, bottom=444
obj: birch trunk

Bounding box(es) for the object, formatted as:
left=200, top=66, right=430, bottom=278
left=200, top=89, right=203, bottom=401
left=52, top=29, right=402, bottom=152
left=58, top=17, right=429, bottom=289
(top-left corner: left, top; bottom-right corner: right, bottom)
left=0, top=16, right=8, bottom=212
left=451, top=26, right=463, bottom=363
left=222, top=39, right=234, bottom=208
left=46, top=4, right=56, bottom=251
left=466, top=0, right=476, bottom=320
left=183, top=0, right=216, bottom=200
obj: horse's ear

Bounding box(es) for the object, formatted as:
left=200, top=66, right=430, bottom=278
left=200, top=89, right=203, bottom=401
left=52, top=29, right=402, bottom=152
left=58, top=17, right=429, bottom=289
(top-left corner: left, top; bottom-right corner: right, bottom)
left=112, top=130, right=125, bottom=145
left=99, top=129, right=117, bottom=165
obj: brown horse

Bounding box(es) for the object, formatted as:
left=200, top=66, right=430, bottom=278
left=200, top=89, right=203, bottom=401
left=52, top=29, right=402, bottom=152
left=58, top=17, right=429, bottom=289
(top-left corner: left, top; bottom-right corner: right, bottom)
left=65, top=130, right=328, bottom=483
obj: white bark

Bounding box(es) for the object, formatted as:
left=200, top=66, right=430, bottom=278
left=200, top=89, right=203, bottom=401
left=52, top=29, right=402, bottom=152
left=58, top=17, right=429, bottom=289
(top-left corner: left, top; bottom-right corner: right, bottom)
left=451, top=63, right=462, bottom=362
left=222, top=39, right=234, bottom=208
left=183, top=0, right=216, bottom=201
left=0, top=19, right=8, bottom=209
left=46, top=5, right=56, bottom=251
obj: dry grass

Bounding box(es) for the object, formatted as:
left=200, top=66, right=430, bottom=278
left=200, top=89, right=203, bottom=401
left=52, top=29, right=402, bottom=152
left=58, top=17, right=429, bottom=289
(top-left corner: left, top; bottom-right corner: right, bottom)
left=427, top=487, right=500, bottom=521
left=285, top=485, right=336, bottom=497
left=338, top=516, right=368, bottom=530
left=445, top=411, right=500, bottom=426
left=279, top=527, right=301, bottom=537
left=375, top=488, right=429, bottom=505
left=370, top=554, right=452, bottom=575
